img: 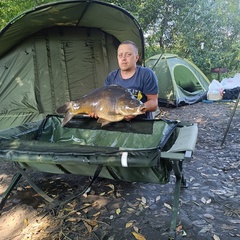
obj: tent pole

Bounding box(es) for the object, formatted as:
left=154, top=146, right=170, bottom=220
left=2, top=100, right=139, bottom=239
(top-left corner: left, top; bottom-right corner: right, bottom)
left=221, top=91, right=240, bottom=146
left=151, top=38, right=165, bottom=71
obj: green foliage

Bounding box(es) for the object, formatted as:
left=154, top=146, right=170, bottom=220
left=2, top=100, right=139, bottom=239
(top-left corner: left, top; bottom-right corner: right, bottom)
left=0, top=0, right=239, bottom=78
left=107, top=0, right=240, bottom=78
left=0, top=0, right=60, bottom=28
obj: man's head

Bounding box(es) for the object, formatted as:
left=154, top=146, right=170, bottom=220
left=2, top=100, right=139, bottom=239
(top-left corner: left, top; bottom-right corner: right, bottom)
left=117, top=40, right=139, bottom=72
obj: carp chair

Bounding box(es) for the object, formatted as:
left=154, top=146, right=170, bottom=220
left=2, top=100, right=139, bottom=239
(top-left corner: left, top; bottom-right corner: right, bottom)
left=0, top=115, right=198, bottom=239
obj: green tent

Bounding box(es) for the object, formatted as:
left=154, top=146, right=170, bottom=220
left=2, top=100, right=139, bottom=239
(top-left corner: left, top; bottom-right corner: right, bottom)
left=146, top=54, right=210, bottom=107
left=0, top=0, right=144, bottom=131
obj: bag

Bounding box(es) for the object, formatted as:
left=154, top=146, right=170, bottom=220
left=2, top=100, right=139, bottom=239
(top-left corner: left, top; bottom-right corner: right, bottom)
left=207, top=80, right=223, bottom=100
left=222, top=87, right=240, bottom=100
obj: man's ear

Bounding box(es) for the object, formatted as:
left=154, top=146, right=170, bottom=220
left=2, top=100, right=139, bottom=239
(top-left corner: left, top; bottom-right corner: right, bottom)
left=135, top=54, right=139, bottom=62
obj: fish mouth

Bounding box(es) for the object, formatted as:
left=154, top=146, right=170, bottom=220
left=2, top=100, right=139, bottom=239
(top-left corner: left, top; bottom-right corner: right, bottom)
left=140, top=105, right=147, bottom=113
left=125, top=105, right=147, bottom=115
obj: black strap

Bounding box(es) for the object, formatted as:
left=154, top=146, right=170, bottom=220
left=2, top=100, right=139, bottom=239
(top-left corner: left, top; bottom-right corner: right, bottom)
left=86, top=164, right=103, bottom=190
left=50, top=165, right=103, bottom=210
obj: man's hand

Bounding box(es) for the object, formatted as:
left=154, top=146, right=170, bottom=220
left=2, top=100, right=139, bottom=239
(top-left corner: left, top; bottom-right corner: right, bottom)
left=88, top=113, right=98, bottom=118
left=124, top=115, right=136, bottom=121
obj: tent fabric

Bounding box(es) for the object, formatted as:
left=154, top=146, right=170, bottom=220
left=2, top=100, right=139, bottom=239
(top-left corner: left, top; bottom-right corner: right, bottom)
left=146, top=54, right=210, bottom=107
left=0, top=0, right=144, bottom=60
left=0, top=0, right=144, bottom=131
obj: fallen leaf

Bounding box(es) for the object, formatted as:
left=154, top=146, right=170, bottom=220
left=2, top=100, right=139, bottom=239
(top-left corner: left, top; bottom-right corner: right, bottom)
left=127, top=208, right=135, bottom=213
left=126, top=221, right=133, bottom=228
left=222, top=224, right=236, bottom=230
left=164, top=203, right=172, bottom=210
left=141, top=196, right=147, bottom=204
left=182, top=230, right=187, bottom=236
left=156, top=196, right=161, bottom=201
left=133, top=226, right=139, bottom=232
left=138, top=203, right=144, bottom=211
left=129, top=202, right=139, bottom=207
left=37, top=203, right=46, bottom=208
left=201, top=197, right=211, bottom=204
left=83, top=221, right=92, bottom=233
left=66, top=217, right=79, bottom=222
left=86, top=219, right=98, bottom=227
left=24, top=218, right=28, bottom=226
left=206, top=198, right=211, bottom=204
left=106, top=184, right=115, bottom=190
left=213, top=234, right=220, bottom=240
left=67, top=202, right=76, bottom=208
left=92, top=201, right=99, bottom=207
left=210, top=189, right=226, bottom=195
left=100, top=192, right=106, bottom=196
left=229, top=219, right=240, bottom=224
left=93, top=212, right=101, bottom=217
left=116, top=208, right=121, bottom=215
left=84, top=203, right=92, bottom=207
left=116, top=191, right=122, bottom=197
left=63, top=208, right=73, bottom=212
left=132, top=231, right=146, bottom=240
left=176, top=225, right=183, bottom=232
left=203, top=213, right=214, bottom=219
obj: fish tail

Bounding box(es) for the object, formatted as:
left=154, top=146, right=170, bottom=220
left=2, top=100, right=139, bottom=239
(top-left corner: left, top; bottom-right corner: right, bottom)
left=56, top=102, right=70, bottom=114
left=56, top=102, right=74, bottom=126
left=62, top=110, right=74, bottom=126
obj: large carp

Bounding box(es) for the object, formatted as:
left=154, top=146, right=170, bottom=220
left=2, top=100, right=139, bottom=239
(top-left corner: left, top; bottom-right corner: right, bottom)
left=56, top=84, right=147, bottom=127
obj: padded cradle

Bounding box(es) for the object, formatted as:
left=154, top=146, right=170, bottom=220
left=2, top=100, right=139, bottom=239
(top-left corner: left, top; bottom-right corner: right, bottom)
left=0, top=115, right=198, bottom=239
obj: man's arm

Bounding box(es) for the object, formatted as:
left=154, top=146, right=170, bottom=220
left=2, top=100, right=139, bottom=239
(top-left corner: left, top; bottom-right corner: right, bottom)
left=144, top=93, right=158, bottom=112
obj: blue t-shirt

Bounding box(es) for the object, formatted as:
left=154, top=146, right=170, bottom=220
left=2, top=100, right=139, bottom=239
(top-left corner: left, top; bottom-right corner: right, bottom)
left=104, top=66, right=158, bottom=119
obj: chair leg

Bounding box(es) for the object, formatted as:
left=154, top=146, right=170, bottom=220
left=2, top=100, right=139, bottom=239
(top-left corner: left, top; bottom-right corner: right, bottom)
left=0, top=163, right=57, bottom=212
left=168, top=160, right=184, bottom=239
left=181, top=174, right=188, bottom=188
left=0, top=172, right=22, bottom=211
left=168, top=176, right=181, bottom=240
left=14, top=163, right=55, bottom=204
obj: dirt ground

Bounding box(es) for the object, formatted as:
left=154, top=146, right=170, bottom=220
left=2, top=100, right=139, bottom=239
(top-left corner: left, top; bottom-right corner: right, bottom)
left=0, top=100, right=239, bottom=240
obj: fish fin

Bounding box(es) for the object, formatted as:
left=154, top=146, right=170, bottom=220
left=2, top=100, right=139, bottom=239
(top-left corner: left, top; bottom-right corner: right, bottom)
left=97, top=118, right=110, bottom=127
left=56, top=102, right=70, bottom=114
left=62, top=110, right=74, bottom=126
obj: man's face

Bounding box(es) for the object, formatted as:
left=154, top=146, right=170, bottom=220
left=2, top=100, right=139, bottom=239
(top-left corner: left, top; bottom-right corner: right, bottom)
left=117, top=44, right=139, bottom=71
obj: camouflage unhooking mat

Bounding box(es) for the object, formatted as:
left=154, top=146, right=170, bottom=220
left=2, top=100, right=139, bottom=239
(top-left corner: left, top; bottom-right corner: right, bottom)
left=0, top=115, right=198, bottom=239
